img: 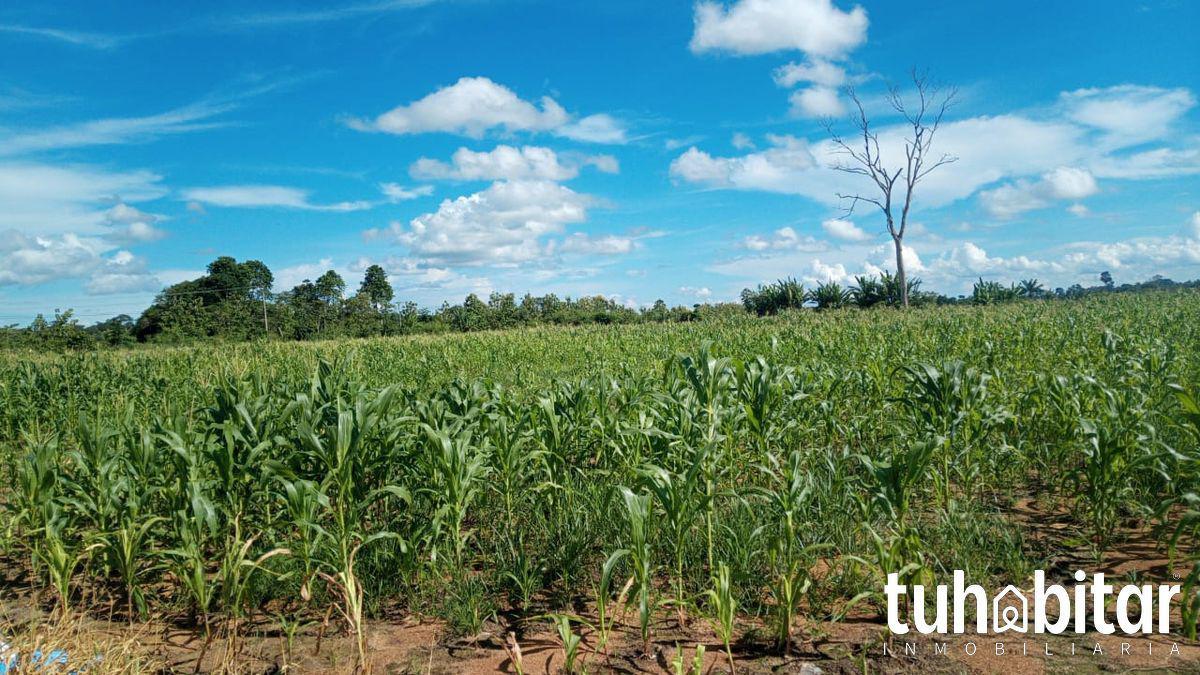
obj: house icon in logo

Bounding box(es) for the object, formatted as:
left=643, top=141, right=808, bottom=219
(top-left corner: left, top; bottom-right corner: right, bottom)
left=993, top=585, right=1028, bottom=633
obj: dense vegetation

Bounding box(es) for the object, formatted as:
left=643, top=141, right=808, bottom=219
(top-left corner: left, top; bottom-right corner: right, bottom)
left=2, top=291, right=1200, bottom=669
left=0, top=257, right=704, bottom=351
left=739, top=271, right=1200, bottom=315
left=5, top=253, right=1196, bottom=353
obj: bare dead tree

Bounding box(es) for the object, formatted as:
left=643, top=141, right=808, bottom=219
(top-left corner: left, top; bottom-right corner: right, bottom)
left=826, top=70, right=957, bottom=307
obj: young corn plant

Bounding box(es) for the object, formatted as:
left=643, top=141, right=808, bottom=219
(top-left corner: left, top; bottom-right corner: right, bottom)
left=549, top=613, right=586, bottom=674
left=620, top=486, right=657, bottom=655
left=1179, top=562, right=1200, bottom=640
left=35, top=512, right=97, bottom=618
left=676, top=341, right=733, bottom=569
left=734, top=356, right=798, bottom=455
left=167, top=518, right=216, bottom=643
left=318, top=533, right=399, bottom=668
left=419, top=423, right=490, bottom=569
left=100, top=513, right=164, bottom=622
left=670, top=643, right=706, bottom=675
left=640, top=444, right=711, bottom=626
left=755, top=449, right=827, bottom=653
left=10, top=430, right=61, bottom=544
left=854, top=438, right=939, bottom=624
left=1075, top=383, right=1159, bottom=560
left=277, top=478, right=331, bottom=603
left=897, top=361, right=1006, bottom=510
left=702, top=562, right=738, bottom=674
left=297, top=384, right=412, bottom=666
left=214, top=524, right=290, bottom=665
left=485, top=410, right=544, bottom=530
left=1165, top=383, right=1200, bottom=638
left=594, top=549, right=627, bottom=658
left=500, top=533, right=544, bottom=613
left=165, top=479, right=220, bottom=631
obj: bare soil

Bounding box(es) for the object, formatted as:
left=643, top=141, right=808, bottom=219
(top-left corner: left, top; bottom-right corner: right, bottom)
left=5, top=496, right=1200, bottom=673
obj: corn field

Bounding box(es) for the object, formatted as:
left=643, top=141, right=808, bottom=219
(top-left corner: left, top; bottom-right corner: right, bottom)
left=2, top=291, right=1200, bottom=670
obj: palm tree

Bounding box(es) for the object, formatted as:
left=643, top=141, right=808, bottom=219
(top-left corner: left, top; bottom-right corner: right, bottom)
left=1018, top=278, right=1044, bottom=298
left=740, top=277, right=806, bottom=316
left=850, top=275, right=884, bottom=308
left=972, top=278, right=1019, bottom=305
left=807, top=281, right=851, bottom=310
left=879, top=271, right=923, bottom=307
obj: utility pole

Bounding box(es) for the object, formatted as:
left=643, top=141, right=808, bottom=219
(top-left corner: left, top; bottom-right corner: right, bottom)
left=262, top=296, right=269, bottom=333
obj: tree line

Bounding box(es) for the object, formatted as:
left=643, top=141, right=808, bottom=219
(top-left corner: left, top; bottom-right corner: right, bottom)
left=1, top=256, right=706, bottom=351
left=4, top=255, right=1197, bottom=352
left=739, top=270, right=1200, bottom=315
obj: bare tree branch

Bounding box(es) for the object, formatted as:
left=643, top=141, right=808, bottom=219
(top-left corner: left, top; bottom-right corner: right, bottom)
left=823, top=70, right=958, bottom=307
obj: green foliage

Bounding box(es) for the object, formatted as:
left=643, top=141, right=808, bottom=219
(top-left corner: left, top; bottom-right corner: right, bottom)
left=1018, top=278, right=1045, bottom=298
left=740, top=277, right=805, bottom=316
left=850, top=270, right=928, bottom=308
left=703, top=562, right=738, bottom=673
left=358, top=264, right=394, bottom=311
left=1, top=290, right=1199, bottom=657
left=807, top=281, right=851, bottom=310
left=971, top=277, right=1021, bottom=305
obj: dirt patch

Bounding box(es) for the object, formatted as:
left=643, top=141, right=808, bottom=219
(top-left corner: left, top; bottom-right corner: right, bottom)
left=6, top=605, right=1200, bottom=674
left=5, top=498, right=1200, bottom=673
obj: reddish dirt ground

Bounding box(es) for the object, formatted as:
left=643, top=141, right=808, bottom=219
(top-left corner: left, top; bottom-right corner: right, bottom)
left=6, top=595, right=1200, bottom=673
left=5, top=495, right=1200, bottom=673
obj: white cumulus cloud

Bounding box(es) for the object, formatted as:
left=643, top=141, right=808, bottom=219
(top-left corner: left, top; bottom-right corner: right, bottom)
left=774, top=59, right=847, bottom=88
left=1042, top=166, right=1100, bottom=199
left=411, top=145, right=579, bottom=182
left=0, top=162, right=165, bottom=235
left=0, top=230, right=159, bottom=293
left=671, top=84, right=1200, bottom=211
left=379, top=183, right=434, bottom=202
left=690, top=0, right=869, bottom=58
left=741, top=226, right=826, bottom=252
left=350, top=76, right=626, bottom=143
left=821, top=218, right=872, bottom=241
left=103, top=202, right=167, bottom=243
left=671, top=134, right=817, bottom=193
left=802, top=258, right=852, bottom=285
left=557, top=114, right=628, bottom=144
left=789, top=86, right=843, bottom=117
left=979, top=167, right=1099, bottom=218
left=557, top=233, right=636, bottom=256
left=382, top=180, right=592, bottom=266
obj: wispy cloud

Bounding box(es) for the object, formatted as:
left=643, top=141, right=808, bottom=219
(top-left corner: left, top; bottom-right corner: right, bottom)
left=214, top=0, right=440, bottom=29
left=0, top=86, right=73, bottom=112
left=181, top=185, right=375, bottom=212
left=0, top=76, right=305, bottom=156
left=0, top=23, right=125, bottom=49
left=0, top=162, right=166, bottom=235
left=0, top=1, right=442, bottom=51
left=0, top=101, right=235, bottom=155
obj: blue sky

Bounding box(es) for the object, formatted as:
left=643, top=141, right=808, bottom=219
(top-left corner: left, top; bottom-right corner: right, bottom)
left=1, top=0, right=1198, bottom=323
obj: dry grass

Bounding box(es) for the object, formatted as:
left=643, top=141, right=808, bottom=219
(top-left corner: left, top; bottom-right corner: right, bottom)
left=2, top=614, right=163, bottom=674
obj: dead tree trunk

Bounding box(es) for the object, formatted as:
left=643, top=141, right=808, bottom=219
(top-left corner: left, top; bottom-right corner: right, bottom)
left=826, top=70, right=957, bottom=308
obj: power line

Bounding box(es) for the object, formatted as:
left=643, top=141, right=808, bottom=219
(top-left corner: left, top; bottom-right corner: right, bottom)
left=0, top=284, right=267, bottom=320
left=0, top=284, right=262, bottom=307
left=0, top=300, right=155, bottom=311
left=153, top=284, right=259, bottom=297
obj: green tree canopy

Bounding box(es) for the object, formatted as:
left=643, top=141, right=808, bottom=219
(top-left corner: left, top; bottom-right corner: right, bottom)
left=358, top=265, right=393, bottom=311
